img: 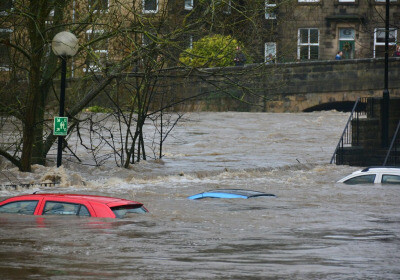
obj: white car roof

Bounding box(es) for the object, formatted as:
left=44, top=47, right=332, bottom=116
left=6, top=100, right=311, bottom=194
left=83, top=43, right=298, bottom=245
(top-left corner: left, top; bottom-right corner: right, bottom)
left=338, top=166, right=400, bottom=183
left=360, top=167, right=400, bottom=173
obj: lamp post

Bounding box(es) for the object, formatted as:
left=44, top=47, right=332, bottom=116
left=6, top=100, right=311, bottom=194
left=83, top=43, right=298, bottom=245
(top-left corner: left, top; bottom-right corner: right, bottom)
left=51, top=31, right=78, bottom=167
left=382, top=0, right=390, bottom=148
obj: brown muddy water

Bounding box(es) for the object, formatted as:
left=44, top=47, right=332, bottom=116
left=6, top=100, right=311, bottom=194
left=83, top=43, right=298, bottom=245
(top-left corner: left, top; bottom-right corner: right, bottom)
left=0, top=112, right=399, bottom=279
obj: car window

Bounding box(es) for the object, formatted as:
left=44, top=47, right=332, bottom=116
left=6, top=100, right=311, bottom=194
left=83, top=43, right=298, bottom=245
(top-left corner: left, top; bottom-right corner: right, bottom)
left=111, top=205, right=147, bottom=218
left=43, top=201, right=91, bottom=217
left=344, top=174, right=376, bottom=184
left=0, top=200, right=38, bottom=215
left=382, top=174, right=400, bottom=184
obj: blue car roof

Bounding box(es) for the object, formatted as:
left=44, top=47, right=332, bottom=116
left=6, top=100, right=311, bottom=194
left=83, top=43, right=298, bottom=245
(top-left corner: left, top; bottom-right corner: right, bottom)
left=188, top=189, right=276, bottom=200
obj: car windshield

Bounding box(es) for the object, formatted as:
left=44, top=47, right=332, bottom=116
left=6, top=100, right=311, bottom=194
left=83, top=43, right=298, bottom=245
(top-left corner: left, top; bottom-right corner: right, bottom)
left=111, top=205, right=147, bottom=218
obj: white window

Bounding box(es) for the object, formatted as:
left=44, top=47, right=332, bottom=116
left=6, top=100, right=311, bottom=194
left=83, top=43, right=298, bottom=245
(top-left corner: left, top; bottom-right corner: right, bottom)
left=45, top=9, right=54, bottom=26
left=85, top=29, right=108, bottom=72
left=265, top=0, right=276, bottom=19
left=0, top=29, right=12, bottom=71
left=88, top=0, right=108, bottom=12
left=185, top=0, right=193, bottom=10
left=375, top=0, right=397, bottom=2
left=143, top=0, right=158, bottom=13
left=298, top=28, right=319, bottom=60
left=265, top=42, right=276, bottom=63
left=373, top=28, right=397, bottom=58
left=188, top=35, right=193, bottom=49
left=338, top=0, right=355, bottom=2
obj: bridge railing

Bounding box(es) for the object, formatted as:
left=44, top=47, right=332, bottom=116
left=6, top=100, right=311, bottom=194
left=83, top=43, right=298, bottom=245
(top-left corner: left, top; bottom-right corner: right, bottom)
left=330, top=97, right=368, bottom=164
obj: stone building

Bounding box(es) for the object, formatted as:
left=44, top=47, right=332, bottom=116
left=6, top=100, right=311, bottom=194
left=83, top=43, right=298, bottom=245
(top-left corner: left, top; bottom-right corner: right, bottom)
left=1, top=1, right=399, bottom=72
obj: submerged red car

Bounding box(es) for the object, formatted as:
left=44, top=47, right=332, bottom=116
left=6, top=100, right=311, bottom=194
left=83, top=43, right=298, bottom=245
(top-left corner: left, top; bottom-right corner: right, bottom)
left=0, top=193, right=148, bottom=218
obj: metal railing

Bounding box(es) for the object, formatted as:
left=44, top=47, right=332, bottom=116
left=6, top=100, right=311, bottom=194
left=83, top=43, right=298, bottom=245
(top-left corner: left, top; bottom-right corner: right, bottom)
left=383, top=120, right=400, bottom=166
left=330, top=97, right=367, bottom=164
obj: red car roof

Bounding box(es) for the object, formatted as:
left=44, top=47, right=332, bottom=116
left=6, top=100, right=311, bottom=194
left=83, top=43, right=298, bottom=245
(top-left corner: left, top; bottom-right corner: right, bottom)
left=5, top=193, right=142, bottom=206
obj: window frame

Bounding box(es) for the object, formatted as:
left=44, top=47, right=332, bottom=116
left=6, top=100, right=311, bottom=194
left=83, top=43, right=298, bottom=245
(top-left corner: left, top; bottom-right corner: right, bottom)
left=143, top=0, right=158, bottom=14
left=84, top=29, right=109, bottom=73
left=88, top=0, right=109, bottom=13
left=265, top=42, right=276, bottom=63
left=188, top=35, right=193, bottom=50
left=213, top=0, right=231, bottom=14
left=0, top=28, right=13, bottom=71
left=265, top=0, right=276, bottom=19
left=373, top=27, right=397, bottom=58
left=185, top=0, right=194, bottom=10
left=142, top=32, right=157, bottom=46
left=297, top=28, right=319, bottom=60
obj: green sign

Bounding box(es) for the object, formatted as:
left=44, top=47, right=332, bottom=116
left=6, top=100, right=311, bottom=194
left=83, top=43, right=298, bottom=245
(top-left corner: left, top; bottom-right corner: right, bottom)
left=53, top=117, right=68, bottom=136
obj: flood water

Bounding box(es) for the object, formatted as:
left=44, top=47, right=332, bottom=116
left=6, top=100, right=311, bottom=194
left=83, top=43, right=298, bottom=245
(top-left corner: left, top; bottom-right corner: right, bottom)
left=1, top=112, right=400, bottom=279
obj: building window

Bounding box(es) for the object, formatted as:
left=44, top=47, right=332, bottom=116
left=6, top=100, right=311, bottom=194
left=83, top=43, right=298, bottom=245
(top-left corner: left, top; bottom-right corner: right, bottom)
left=374, top=28, right=397, bottom=58
left=0, top=0, right=12, bottom=15
left=88, top=0, right=108, bottom=12
left=298, top=0, right=320, bottom=2
left=265, top=0, right=276, bottom=19
left=142, top=32, right=157, bottom=46
left=188, top=35, right=193, bottom=50
left=185, top=0, right=193, bottom=10
left=265, top=42, right=276, bottom=63
left=298, top=28, right=319, bottom=60
left=213, top=0, right=231, bottom=14
left=338, top=0, right=355, bottom=2
left=375, top=0, right=397, bottom=2
left=143, top=0, right=158, bottom=13
left=0, top=29, right=12, bottom=71
left=45, top=9, right=54, bottom=26
left=85, top=29, right=108, bottom=72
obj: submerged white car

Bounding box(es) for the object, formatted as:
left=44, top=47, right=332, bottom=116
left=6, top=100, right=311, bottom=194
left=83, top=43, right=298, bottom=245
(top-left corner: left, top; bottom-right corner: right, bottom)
left=338, top=167, right=400, bottom=184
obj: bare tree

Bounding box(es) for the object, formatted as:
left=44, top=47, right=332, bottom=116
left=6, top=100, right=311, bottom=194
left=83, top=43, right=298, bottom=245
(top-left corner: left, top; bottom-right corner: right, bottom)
left=0, top=0, right=283, bottom=171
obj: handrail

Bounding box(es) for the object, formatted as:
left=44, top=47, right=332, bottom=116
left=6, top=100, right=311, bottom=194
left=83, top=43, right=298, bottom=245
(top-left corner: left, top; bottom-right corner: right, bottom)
left=330, top=97, right=360, bottom=164
left=383, top=120, right=400, bottom=166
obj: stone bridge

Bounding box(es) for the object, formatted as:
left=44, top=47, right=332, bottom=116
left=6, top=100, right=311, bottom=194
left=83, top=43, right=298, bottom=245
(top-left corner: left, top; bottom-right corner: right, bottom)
left=167, top=57, right=400, bottom=112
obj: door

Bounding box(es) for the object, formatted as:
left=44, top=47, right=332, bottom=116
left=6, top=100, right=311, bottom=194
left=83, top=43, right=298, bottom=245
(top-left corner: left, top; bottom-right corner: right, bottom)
left=339, top=28, right=355, bottom=59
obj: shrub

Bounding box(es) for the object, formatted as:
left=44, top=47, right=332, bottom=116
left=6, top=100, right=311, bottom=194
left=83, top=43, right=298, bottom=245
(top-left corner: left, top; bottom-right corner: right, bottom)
left=179, top=34, right=250, bottom=67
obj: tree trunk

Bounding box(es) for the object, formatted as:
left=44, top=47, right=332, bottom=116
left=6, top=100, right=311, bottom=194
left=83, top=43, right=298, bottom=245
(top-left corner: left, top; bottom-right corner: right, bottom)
left=20, top=55, right=42, bottom=172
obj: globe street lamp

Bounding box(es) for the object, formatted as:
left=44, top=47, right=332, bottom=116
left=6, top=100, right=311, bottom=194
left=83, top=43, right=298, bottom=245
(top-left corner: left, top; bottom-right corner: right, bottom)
left=51, top=31, right=78, bottom=167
